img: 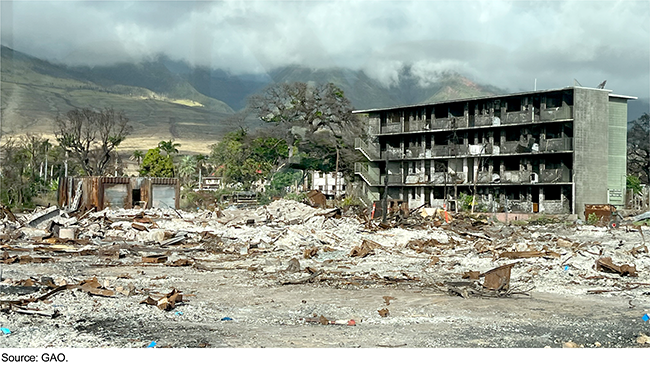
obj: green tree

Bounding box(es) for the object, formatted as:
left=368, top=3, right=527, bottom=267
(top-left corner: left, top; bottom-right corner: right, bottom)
left=0, top=135, right=68, bottom=208
left=139, top=148, right=175, bottom=177
left=209, top=128, right=289, bottom=188
left=55, top=107, right=132, bottom=176
left=627, top=175, right=643, bottom=195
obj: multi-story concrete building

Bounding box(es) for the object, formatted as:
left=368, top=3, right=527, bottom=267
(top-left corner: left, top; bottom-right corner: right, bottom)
left=353, top=86, right=636, bottom=219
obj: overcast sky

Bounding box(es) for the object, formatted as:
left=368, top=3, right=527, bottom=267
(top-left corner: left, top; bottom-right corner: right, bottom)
left=1, top=0, right=649, bottom=100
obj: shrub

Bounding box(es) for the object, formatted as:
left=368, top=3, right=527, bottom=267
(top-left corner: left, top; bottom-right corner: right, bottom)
left=587, top=212, right=598, bottom=225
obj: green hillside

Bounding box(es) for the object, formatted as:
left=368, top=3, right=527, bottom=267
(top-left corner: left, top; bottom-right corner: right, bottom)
left=0, top=46, right=239, bottom=144
left=1, top=46, right=506, bottom=151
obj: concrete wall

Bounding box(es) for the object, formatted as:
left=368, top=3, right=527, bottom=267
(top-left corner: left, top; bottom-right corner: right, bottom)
left=573, top=87, right=610, bottom=219
left=607, top=97, right=629, bottom=208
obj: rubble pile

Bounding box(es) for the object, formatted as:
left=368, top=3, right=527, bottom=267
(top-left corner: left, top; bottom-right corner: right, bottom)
left=1, top=201, right=650, bottom=347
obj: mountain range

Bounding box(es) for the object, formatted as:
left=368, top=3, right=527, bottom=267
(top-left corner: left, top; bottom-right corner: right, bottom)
left=2, top=45, right=645, bottom=153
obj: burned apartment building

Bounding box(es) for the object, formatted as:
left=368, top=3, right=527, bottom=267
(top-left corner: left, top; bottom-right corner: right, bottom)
left=353, top=86, right=636, bottom=219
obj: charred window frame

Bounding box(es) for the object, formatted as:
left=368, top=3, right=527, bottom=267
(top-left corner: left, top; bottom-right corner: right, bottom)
left=544, top=186, right=561, bottom=200
left=546, top=124, right=562, bottom=139
left=505, top=127, right=520, bottom=142
left=506, top=97, right=521, bottom=112
left=504, top=157, right=520, bottom=171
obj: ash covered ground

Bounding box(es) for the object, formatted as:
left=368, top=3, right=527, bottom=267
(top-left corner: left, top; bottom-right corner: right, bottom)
left=1, top=200, right=650, bottom=348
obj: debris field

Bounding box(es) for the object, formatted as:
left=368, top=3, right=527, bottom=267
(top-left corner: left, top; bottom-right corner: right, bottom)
left=1, top=200, right=650, bottom=348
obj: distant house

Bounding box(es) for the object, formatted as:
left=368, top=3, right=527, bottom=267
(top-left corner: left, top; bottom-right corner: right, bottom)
left=200, top=176, right=223, bottom=191
left=309, top=171, right=346, bottom=198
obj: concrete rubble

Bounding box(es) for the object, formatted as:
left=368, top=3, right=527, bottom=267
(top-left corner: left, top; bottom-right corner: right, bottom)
left=1, top=201, right=650, bottom=347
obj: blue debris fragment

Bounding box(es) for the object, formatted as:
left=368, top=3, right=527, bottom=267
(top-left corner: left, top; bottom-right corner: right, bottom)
left=1, top=328, right=11, bottom=335
left=221, top=317, right=233, bottom=321
left=175, top=311, right=183, bottom=316
left=643, top=314, right=649, bottom=322
left=564, top=265, right=569, bottom=271
left=147, top=341, right=157, bottom=348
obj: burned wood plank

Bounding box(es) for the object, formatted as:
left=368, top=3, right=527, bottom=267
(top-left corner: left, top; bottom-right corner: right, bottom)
left=280, top=270, right=324, bottom=285
left=499, top=250, right=560, bottom=259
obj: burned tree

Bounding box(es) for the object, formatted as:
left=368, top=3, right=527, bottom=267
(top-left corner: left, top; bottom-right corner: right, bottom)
left=55, top=108, right=132, bottom=176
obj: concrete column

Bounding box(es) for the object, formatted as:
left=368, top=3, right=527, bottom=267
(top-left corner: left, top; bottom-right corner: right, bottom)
left=573, top=88, right=610, bottom=219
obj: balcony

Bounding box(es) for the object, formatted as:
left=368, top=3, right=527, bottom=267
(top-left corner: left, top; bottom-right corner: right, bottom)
left=501, top=170, right=531, bottom=184
left=354, top=162, right=381, bottom=186
left=380, top=150, right=404, bottom=160
left=404, top=146, right=425, bottom=158
left=380, top=123, right=402, bottom=134
left=540, top=166, right=571, bottom=183
left=355, top=138, right=380, bottom=160
left=469, top=114, right=495, bottom=127
left=404, top=120, right=427, bottom=132
left=475, top=171, right=500, bottom=183
left=501, top=141, right=529, bottom=154
left=431, top=117, right=449, bottom=129
left=540, top=137, right=573, bottom=152
left=540, top=106, right=573, bottom=121
left=405, top=174, right=427, bottom=184
left=503, top=110, right=532, bottom=125
left=430, top=172, right=466, bottom=184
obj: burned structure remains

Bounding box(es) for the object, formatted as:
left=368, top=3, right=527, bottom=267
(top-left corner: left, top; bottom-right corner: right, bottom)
left=58, top=176, right=180, bottom=211
left=354, top=87, right=636, bottom=219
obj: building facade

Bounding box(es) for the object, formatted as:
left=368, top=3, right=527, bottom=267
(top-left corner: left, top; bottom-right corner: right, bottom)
left=309, top=171, right=346, bottom=198
left=353, top=86, right=635, bottom=219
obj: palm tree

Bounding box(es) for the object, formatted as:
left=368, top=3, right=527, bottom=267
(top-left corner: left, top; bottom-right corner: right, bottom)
left=158, top=140, right=181, bottom=156
left=130, top=150, right=144, bottom=165
left=194, top=154, right=207, bottom=189
left=178, top=155, right=197, bottom=187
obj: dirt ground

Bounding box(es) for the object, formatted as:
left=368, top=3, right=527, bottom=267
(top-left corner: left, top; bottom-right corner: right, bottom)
left=1, top=201, right=650, bottom=348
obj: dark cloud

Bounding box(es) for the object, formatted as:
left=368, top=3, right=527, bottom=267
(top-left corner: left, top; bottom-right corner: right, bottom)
left=1, top=0, right=648, bottom=100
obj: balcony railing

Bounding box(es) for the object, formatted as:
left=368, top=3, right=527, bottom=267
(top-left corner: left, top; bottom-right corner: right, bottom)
left=405, top=174, right=427, bottom=184
left=355, top=138, right=380, bottom=160
left=470, top=114, right=494, bottom=127
left=380, top=123, right=402, bottom=134
left=404, top=120, right=426, bottom=132
left=431, top=117, right=452, bottom=129
left=430, top=172, right=466, bottom=184
left=501, top=170, right=533, bottom=184
left=503, top=110, right=532, bottom=125
left=540, top=106, right=573, bottom=121
left=404, top=146, right=425, bottom=158
left=540, top=137, right=573, bottom=152
left=380, top=150, right=403, bottom=160
left=540, top=167, right=571, bottom=183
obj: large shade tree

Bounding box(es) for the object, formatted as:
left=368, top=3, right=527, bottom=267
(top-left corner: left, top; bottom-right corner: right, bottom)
left=248, top=82, right=365, bottom=176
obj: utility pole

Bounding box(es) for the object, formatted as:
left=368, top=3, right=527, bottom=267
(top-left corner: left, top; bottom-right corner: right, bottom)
left=334, top=148, right=339, bottom=199
left=381, top=152, right=389, bottom=223
left=44, top=144, right=48, bottom=182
